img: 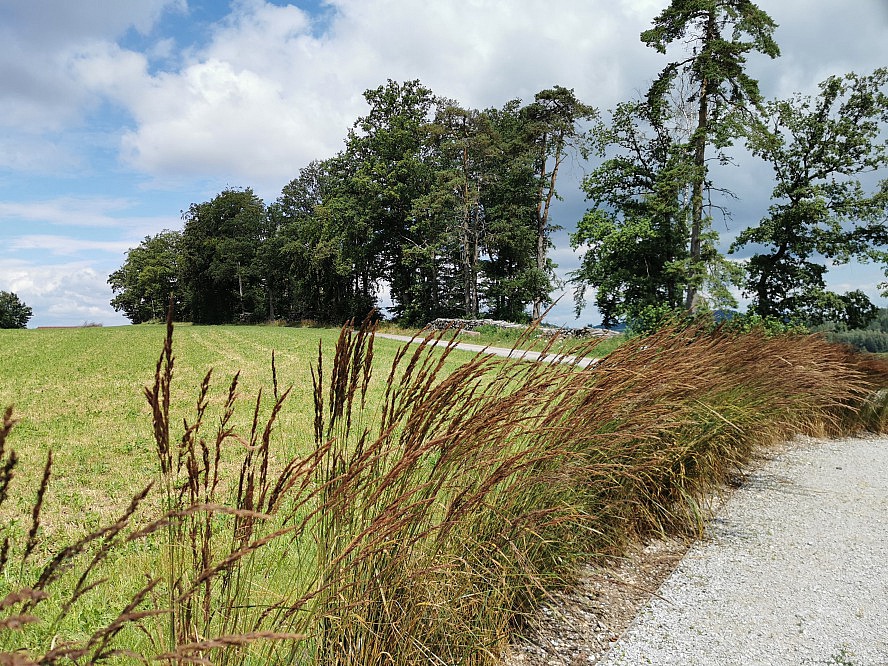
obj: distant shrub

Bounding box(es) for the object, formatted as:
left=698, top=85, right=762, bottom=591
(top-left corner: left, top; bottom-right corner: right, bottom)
left=717, top=313, right=807, bottom=336
left=625, top=304, right=682, bottom=336
left=826, top=330, right=888, bottom=353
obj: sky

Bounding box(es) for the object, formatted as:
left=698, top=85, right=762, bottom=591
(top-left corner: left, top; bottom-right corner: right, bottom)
left=1, top=0, right=886, bottom=328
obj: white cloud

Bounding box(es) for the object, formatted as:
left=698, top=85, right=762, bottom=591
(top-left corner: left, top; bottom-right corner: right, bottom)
left=96, top=0, right=668, bottom=193
left=0, top=197, right=136, bottom=228
left=0, top=134, right=82, bottom=173
left=9, top=235, right=134, bottom=256
left=0, top=0, right=182, bottom=43
left=0, top=260, right=127, bottom=327
left=11, top=0, right=886, bottom=193
left=0, top=0, right=183, bottom=133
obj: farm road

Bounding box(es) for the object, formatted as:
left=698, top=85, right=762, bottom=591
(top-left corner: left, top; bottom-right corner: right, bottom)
left=597, top=434, right=888, bottom=666
left=374, top=333, right=600, bottom=368
left=507, top=435, right=888, bottom=666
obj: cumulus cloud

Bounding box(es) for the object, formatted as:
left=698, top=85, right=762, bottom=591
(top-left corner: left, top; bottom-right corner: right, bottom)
left=10, top=0, right=886, bottom=192
left=0, top=0, right=183, bottom=133
left=9, top=236, right=134, bottom=256
left=90, top=0, right=668, bottom=192
left=0, top=260, right=126, bottom=327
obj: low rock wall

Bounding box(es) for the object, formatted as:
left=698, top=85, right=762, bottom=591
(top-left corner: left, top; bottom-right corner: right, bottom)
left=426, top=318, right=620, bottom=338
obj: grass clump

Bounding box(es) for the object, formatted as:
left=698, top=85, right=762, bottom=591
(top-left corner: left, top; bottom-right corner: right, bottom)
left=1, top=314, right=887, bottom=663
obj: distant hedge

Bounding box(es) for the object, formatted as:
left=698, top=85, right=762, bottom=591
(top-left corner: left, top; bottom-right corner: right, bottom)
left=827, top=330, right=888, bottom=353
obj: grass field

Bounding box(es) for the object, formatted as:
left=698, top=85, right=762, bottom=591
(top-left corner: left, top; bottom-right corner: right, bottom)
left=0, top=319, right=615, bottom=510
left=0, top=324, right=490, bottom=531
left=1, top=320, right=886, bottom=664
left=2, top=326, right=310, bottom=525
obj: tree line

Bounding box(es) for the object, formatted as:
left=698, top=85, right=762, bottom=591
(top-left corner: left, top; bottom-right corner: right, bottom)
left=109, top=0, right=888, bottom=330
left=110, top=82, right=593, bottom=326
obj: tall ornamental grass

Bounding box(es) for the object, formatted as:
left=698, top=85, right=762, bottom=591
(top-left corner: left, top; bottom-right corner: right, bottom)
left=1, top=315, right=886, bottom=663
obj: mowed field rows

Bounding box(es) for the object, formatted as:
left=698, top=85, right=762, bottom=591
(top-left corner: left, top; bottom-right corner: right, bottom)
left=0, top=324, right=468, bottom=537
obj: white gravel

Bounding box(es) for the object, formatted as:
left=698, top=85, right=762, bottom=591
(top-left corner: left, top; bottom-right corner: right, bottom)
left=600, top=435, right=888, bottom=666
left=374, top=333, right=600, bottom=367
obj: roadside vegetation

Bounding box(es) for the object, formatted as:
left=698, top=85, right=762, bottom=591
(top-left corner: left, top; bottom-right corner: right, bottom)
left=1, top=316, right=886, bottom=663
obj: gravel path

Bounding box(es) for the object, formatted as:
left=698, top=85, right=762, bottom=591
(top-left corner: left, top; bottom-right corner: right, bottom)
left=600, top=435, right=888, bottom=666
left=374, top=333, right=600, bottom=368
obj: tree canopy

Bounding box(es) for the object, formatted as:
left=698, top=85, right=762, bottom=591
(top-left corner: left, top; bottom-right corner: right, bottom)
left=108, top=6, right=888, bottom=331
left=0, top=291, right=33, bottom=329
left=109, top=231, right=185, bottom=324
left=731, top=68, right=888, bottom=326
left=110, top=83, right=596, bottom=327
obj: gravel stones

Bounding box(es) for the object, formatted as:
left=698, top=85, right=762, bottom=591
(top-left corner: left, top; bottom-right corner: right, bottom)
left=601, top=435, right=888, bottom=666
left=506, top=436, right=888, bottom=666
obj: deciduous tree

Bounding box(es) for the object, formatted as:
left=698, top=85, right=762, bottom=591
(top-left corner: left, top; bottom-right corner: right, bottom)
left=109, top=231, right=185, bottom=323
left=731, top=68, right=888, bottom=326
left=0, top=290, right=32, bottom=329
left=571, top=100, right=694, bottom=326
left=344, top=79, right=439, bottom=325
left=180, top=188, right=269, bottom=324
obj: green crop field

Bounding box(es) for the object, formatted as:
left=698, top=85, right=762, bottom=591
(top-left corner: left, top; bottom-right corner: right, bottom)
left=0, top=323, right=481, bottom=532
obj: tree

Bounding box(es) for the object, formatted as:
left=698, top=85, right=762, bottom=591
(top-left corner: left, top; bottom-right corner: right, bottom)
left=272, top=159, right=377, bottom=323
left=413, top=104, right=487, bottom=319
left=521, top=86, right=597, bottom=320
left=344, top=79, right=439, bottom=325
left=0, top=291, right=32, bottom=329
left=479, top=99, right=544, bottom=322
left=571, top=100, right=694, bottom=326
left=109, top=231, right=185, bottom=323
left=180, top=188, right=269, bottom=324
left=642, top=0, right=779, bottom=309
left=731, top=69, right=888, bottom=326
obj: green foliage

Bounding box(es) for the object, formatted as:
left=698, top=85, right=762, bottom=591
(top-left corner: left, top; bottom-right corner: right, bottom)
left=108, top=231, right=185, bottom=324
left=869, top=307, right=888, bottom=333
left=107, top=65, right=883, bottom=333
left=0, top=290, right=32, bottom=329
left=180, top=187, right=271, bottom=324
left=342, top=79, right=440, bottom=325
left=825, top=330, right=888, bottom=354
left=520, top=86, right=598, bottom=319
left=271, top=159, right=377, bottom=324
left=625, top=303, right=685, bottom=336
left=717, top=312, right=807, bottom=336
left=571, top=100, right=693, bottom=326
left=732, top=68, right=888, bottom=324
left=642, top=0, right=779, bottom=308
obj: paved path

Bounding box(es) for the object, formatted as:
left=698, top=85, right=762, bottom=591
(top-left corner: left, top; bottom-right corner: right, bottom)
left=374, top=333, right=600, bottom=368
left=600, top=436, right=888, bottom=666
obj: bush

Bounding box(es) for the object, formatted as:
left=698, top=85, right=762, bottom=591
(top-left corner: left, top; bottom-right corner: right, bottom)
left=826, top=329, right=888, bottom=353
left=625, top=304, right=681, bottom=336
left=0, top=290, right=32, bottom=329
left=716, top=312, right=807, bottom=336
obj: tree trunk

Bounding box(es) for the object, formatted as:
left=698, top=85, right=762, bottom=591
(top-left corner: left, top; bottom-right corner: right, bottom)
left=533, top=133, right=564, bottom=321
left=684, top=9, right=716, bottom=312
